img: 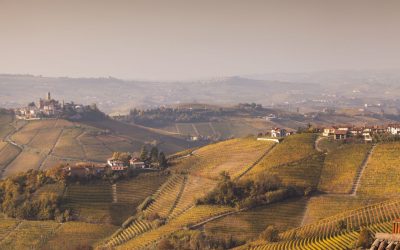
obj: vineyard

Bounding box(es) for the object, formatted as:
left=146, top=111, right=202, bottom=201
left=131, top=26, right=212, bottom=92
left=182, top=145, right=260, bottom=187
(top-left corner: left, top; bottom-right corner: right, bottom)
left=318, top=143, right=372, bottom=194
left=171, top=137, right=275, bottom=179
left=42, top=222, right=117, bottom=250
left=116, top=205, right=234, bottom=250
left=244, top=199, right=400, bottom=250
left=244, top=133, right=318, bottom=180
left=204, top=198, right=308, bottom=242
left=357, top=142, right=400, bottom=197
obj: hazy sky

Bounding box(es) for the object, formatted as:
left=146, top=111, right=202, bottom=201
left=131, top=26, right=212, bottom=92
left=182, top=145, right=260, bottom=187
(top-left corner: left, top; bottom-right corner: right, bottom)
left=1, top=0, right=399, bottom=80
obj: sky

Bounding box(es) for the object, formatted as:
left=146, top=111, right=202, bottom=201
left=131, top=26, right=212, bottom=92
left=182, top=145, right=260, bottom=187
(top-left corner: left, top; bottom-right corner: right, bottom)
left=0, top=0, right=399, bottom=81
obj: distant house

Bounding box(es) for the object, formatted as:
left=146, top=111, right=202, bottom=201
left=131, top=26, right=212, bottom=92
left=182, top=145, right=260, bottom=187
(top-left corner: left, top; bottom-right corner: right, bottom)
left=107, top=158, right=125, bottom=167
left=129, top=158, right=146, bottom=169
left=107, top=158, right=127, bottom=171
left=322, top=127, right=336, bottom=137
left=271, top=128, right=286, bottom=137
left=349, top=127, right=362, bottom=136
left=387, top=124, right=400, bottom=135
left=334, top=130, right=349, bottom=140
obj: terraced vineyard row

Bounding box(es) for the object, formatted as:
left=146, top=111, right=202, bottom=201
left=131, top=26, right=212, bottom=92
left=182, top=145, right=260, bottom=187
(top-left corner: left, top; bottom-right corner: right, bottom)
left=105, top=219, right=153, bottom=247
left=280, top=199, right=400, bottom=241
left=143, top=175, right=187, bottom=218
left=116, top=205, right=234, bottom=250
left=246, top=221, right=393, bottom=250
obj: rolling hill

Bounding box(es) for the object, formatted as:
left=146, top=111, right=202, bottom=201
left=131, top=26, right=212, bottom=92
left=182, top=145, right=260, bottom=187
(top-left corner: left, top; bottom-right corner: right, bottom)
left=0, top=113, right=201, bottom=178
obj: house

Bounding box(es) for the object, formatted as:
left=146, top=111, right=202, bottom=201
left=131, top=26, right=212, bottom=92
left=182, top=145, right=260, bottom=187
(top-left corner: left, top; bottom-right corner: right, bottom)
left=322, top=127, right=336, bottom=137
left=334, top=130, right=349, bottom=140
left=271, top=128, right=286, bottom=137
left=107, top=158, right=125, bottom=167
left=387, top=124, right=400, bottom=135
left=107, top=158, right=127, bottom=171
left=129, top=158, right=146, bottom=169
left=349, top=127, right=363, bottom=136
left=370, top=219, right=400, bottom=250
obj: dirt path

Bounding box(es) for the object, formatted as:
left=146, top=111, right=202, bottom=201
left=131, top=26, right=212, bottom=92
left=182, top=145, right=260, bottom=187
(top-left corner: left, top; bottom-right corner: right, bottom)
left=314, top=136, right=325, bottom=153
left=38, top=128, right=64, bottom=170
left=76, top=131, right=88, bottom=160
left=235, top=143, right=278, bottom=180
left=350, top=144, right=375, bottom=196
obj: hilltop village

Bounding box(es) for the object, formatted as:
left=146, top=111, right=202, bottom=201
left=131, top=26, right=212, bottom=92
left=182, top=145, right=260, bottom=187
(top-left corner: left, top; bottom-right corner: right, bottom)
left=263, top=124, right=400, bottom=143
left=15, top=92, right=102, bottom=121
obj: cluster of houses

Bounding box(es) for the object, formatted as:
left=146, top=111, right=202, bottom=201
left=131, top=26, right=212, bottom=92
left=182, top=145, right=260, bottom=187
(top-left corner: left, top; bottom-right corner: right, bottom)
left=263, top=124, right=400, bottom=142
left=63, top=156, right=151, bottom=178
left=15, top=92, right=88, bottom=120
left=322, top=124, right=400, bottom=142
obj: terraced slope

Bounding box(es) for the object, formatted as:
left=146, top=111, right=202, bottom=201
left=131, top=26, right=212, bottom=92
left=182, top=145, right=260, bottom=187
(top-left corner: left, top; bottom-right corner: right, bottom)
left=143, top=175, right=187, bottom=219
left=172, top=137, right=275, bottom=179
left=301, top=195, right=381, bottom=226
left=244, top=133, right=319, bottom=182
left=244, top=199, right=400, bottom=250
left=280, top=199, right=400, bottom=241
left=357, top=142, right=400, bottom=197
left=318, top=143, right=372, bottom=194
left=116, top=205, right=234, bottom=250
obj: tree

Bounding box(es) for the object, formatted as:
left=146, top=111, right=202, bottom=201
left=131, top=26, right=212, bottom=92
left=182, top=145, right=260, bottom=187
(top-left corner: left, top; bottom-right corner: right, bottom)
left=139, top=146, right=148, bottom=161
left=356, top=228, right=371, bottom=248
left=157, top=239, right=174, bottom=250
left=260, top=225, right=279, bottom=242
left=158, top=152, right=168, bottom=169
left=150, top=146, right=159, bottom=162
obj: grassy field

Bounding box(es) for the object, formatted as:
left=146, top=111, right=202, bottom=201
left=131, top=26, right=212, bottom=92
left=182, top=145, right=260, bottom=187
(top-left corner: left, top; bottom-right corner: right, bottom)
left=78, top=133, right=113, bottom=162
left=318, top=143, right=372, bottom=194
left=0, top=143, right=21, bottom=171
left=52, top=128, right=86, bottom=159
left=158, top=118, right=275, bottom=139
left=171, top=138, right=274, bottom=179
left=357, top=142, right=400, bottom=197
left=204, top=198, right=308, bottom=242
left=29, top=127, right=63, bottom=154
left=3, top=150, right=45, bottom=176
left=0, top=114, right=14, bottom=139
left=84, top=119, right=198, bottom=155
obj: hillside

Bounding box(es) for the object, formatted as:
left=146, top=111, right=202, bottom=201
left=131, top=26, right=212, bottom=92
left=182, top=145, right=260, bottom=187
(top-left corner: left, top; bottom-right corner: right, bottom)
left=0, top=128, right=399, bottom=249
left=0, top=114, right=199, bottom=178
left=101, top=137, right=276, bottom=249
